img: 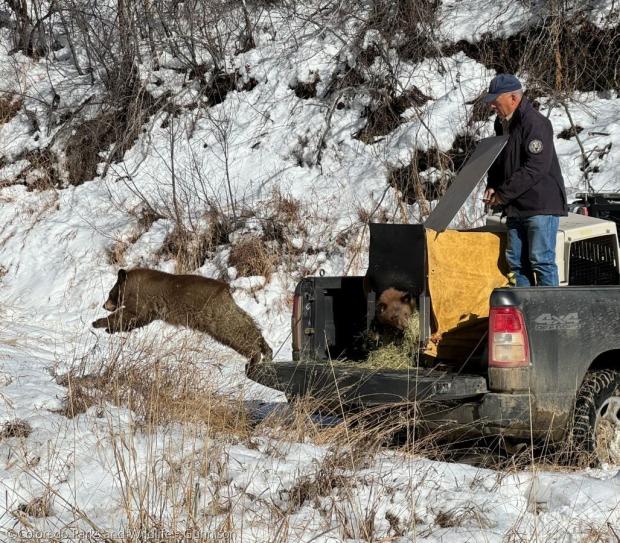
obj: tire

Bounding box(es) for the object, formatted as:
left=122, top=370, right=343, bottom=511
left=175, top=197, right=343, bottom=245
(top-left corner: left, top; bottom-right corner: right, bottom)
left=569, top=369, right=620, bottom=466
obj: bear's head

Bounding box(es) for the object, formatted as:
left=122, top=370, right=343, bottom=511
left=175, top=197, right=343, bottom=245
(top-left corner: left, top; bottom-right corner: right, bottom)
left=376, top=287, right=416, bottom=331
left=103, top=269, right=128, bottom=311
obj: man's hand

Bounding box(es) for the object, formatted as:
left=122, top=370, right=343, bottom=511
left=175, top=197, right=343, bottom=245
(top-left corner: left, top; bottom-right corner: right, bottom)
left=483, top=188, right=495, bottom=203
left=483, top=188, right=503, bottom=207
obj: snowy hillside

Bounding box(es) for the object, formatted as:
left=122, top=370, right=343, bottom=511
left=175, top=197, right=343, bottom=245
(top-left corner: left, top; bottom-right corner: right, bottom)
left=1, top=0, right=620, bottom=540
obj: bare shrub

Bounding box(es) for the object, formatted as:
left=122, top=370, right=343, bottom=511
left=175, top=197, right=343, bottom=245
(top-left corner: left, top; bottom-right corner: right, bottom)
left=64, top=112, right=121, bottom=185
left=135, top=205, right=164, bottom=231
left=466, top=94, right=494, bottom=126
left=0, top=94, right=21, bottom=124
left=156, top=226, right=211, bottom=274
left=388, top=133, right=479, bottom=214
left=1, top=419, right=32, bottom=439
left=447, top=13, right=620, bottom=95
left=323, top=62, right=367, bottom=98
left=271, top=190, right=301, bottom=224
left=64, top=90, right=161, bottom=187
left=4, top=0, right=54, bottom=57
left=355, top=87, right=431, bottom=143
left=147, top=206, right=235, bottom=274
left=13, top=149, right=62, bottom=191
left=105, top=207, right=164, bottom=267
left=365, top=0, right=441, bottom=62
left=204, top=207, right=235, bottom=249
left=202, top=69, right=258, bottom=105
left=388, top=151, right=446, bottom=213
left=62, top=44, right=171, bottom=185
left=229, top=235, right=277, bottom=278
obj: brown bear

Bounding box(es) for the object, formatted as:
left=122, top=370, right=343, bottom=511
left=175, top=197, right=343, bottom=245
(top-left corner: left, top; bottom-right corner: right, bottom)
left=375, top=287, right=416, bottom=331
left=92, top=268, right=272, bottom=370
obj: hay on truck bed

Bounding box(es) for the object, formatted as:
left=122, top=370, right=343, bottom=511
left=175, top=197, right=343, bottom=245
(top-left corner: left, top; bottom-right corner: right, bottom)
left=363, top=311, right=421, bottom=369
left=334, top=311, right=421, bottom=370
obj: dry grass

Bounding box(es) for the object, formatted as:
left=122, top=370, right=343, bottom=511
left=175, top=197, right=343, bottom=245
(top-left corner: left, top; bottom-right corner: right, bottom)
left=135, top=205, right=164, bottom=231
left=204, top=207, right=234, bottom=249
left=228, top=235, right=277, bottom=278
left=16, top=495, right=51, bottom=518
left=105, top=240, right=130, bottom=267
left=257, top=189, right=314, bottom=278
left=286, top=459, right=348, bottom=511
left=105, top=209, right=159, bottom=266
left=58, top=357, right=251, bottom=437
left=0, top=94, right=21, bottom=124
left=1, top=419, right=32, bottom=439
left=264, top=189, right=301, bottom=232
left=157, top=226, right=211, bottom=273
left=434, top=503, right=492, bottom=529
left=43, top=331, right=257, bottom=539
left=54, top=377, right=98, bottom=418
left=14, top=149, right=62, bottom=190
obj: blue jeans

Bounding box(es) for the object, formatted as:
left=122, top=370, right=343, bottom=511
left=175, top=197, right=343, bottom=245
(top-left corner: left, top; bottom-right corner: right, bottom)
left=505, top=215, right=560, bottom=286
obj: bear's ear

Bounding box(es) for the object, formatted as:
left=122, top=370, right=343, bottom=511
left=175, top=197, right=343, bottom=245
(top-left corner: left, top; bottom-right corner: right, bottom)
left=118, top=269, right=128, bottom=282
left=377, top=302, right=386, bottom=313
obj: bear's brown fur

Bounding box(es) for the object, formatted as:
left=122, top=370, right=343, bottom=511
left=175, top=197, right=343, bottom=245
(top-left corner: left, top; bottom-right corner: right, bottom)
left=376, top=287, right=416, bottom=331
left=92, top=268, right=272, bottom=370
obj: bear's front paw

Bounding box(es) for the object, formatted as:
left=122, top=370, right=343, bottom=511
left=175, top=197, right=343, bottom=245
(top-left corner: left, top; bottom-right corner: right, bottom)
left=92, top=318, right=109, bottom=329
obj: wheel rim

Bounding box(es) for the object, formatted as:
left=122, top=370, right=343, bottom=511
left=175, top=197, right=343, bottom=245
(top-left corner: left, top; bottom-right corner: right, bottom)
left=594, top=395, right=620, bottom=464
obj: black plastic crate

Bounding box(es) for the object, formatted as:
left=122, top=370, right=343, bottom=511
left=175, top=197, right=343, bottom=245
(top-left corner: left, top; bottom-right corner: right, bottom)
left=569, top=234, right=619, bottom=285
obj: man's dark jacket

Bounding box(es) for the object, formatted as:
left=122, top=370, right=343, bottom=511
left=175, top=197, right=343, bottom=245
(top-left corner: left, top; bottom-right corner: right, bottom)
left=487, top=97, right=567, bottom=218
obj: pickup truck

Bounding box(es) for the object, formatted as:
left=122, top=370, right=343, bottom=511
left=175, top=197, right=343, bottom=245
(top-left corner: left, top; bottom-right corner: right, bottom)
left=248, top=137, right=620, bottom=465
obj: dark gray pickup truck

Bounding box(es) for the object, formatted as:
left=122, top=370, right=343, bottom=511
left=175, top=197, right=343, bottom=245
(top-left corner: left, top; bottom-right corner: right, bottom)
left=248, top=138, right=620, bottom=464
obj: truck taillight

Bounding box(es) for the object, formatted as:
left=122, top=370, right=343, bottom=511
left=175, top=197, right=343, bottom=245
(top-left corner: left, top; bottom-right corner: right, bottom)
left=488, top=307, right=530, bottom=367
left=292, top=294, right=302, bottom=354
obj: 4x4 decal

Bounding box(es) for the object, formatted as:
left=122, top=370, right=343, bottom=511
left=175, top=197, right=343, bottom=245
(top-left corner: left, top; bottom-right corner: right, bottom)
left=534, top=312, right=583, bottom=331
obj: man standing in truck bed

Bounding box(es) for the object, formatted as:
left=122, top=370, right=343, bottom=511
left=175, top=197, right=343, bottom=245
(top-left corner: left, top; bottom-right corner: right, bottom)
left=483, top=74, right=568, bottom=286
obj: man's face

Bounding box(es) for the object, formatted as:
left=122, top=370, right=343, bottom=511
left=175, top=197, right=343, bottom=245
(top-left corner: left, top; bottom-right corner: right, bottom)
left=489, top=92, right=521, bottom=119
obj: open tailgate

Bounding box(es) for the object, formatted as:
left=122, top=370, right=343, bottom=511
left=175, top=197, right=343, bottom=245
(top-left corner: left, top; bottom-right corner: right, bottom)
left=249, top=362, right=487, bottom=407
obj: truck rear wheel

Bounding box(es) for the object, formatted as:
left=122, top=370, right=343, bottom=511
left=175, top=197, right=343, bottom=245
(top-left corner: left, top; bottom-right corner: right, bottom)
left=570, top=369, right=620, bottom=466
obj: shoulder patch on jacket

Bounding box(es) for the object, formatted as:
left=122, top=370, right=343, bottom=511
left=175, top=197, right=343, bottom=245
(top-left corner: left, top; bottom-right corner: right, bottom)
left=528, top=139, right=543, bottom=154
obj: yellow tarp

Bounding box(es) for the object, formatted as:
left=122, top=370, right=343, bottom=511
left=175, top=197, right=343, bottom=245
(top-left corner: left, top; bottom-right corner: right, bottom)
left=424, top=228, right=509, bottom=360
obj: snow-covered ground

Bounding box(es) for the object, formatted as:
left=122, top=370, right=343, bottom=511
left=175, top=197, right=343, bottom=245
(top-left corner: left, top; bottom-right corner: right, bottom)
left=1, top=0, right=620, bottom=540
